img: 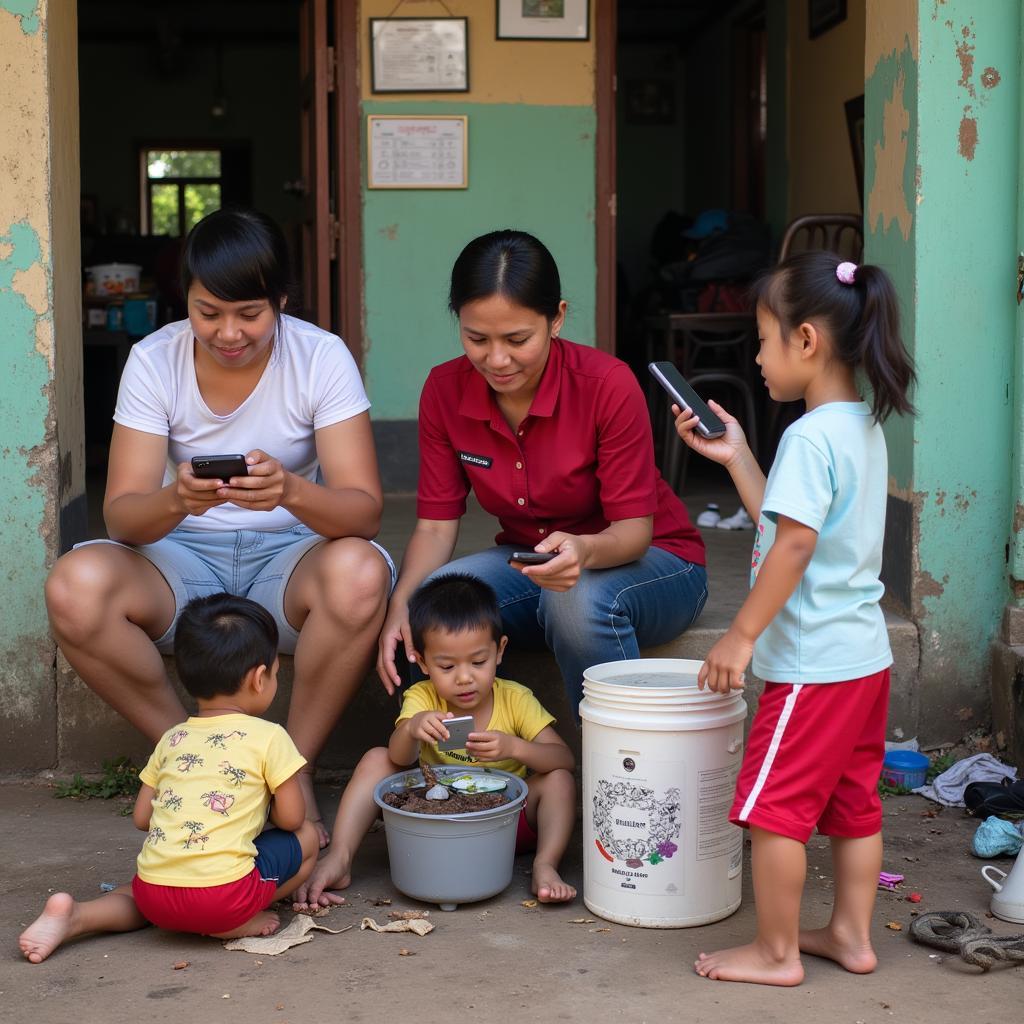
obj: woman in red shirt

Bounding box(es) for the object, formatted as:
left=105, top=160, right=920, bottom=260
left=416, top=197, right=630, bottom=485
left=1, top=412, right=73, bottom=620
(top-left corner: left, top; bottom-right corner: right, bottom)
left=377, top=230, right=707, bottom=709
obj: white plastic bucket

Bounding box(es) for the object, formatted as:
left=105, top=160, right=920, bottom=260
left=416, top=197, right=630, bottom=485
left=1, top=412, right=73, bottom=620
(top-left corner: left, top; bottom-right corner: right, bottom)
left=580, top=658, right=747, bottom=928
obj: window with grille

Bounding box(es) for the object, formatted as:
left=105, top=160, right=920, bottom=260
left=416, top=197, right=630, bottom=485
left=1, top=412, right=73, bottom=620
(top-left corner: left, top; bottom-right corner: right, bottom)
left=142, top=149, right=223, bottom=236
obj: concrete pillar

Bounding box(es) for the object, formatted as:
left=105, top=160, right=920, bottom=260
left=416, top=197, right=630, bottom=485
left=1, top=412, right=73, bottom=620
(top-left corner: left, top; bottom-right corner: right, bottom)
left=865, top=1, right=1020, bottom=741
left=0, top=1, right=84, bottom=771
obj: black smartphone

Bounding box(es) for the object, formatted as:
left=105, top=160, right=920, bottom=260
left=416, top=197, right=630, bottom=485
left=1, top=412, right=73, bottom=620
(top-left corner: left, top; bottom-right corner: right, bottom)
left=191, top=454, right=249, bottom=480
left=508, top=551, right=556, bottom=565
left=437, top=715, right=475, bottom=752
left=648, top=362, right=727, bottom=439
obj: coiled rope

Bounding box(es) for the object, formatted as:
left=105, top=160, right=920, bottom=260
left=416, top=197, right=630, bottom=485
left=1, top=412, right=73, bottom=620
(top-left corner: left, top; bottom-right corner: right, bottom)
left=909, top=911, right=1024, bottom=971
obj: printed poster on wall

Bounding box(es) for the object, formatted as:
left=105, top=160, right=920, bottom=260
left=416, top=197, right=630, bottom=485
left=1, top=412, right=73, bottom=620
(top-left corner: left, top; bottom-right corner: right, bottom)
left=367, top=116, right=468, bottom=190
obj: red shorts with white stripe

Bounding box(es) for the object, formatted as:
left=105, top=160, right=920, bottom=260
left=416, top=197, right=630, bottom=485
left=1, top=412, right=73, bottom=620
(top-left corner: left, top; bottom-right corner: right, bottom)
left=729, top=668, right=890, bottom=844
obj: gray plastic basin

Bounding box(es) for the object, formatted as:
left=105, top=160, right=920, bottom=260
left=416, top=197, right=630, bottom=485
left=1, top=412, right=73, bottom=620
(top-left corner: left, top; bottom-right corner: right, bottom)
left=373, top=766, right=528, bottom=911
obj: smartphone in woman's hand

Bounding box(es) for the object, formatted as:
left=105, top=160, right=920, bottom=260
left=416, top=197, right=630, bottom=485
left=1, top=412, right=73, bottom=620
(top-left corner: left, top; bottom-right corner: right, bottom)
left=191, top=454, right=249, bottom=480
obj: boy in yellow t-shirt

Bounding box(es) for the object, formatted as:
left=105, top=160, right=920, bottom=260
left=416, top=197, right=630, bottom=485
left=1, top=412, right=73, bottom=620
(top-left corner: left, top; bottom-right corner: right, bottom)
left=20, top=595, right=318, bottom=964
left=294, top=574, right=577, bottom=909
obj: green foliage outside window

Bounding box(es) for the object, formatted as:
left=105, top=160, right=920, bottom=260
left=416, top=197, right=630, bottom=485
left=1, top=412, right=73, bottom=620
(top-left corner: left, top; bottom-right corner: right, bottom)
left=145, top=150, right=222, bottom=236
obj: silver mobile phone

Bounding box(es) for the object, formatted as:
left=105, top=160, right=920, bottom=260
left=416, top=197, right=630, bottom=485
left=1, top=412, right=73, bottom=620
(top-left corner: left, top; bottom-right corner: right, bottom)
left=648, top=362, right=727, bottom=439
left=437, top=715, right=475, bottom=752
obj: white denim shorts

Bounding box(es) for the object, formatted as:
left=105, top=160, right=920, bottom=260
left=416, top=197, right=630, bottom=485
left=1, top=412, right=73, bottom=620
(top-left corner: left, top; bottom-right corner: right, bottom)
left=76, top=525, right=396, bottom=654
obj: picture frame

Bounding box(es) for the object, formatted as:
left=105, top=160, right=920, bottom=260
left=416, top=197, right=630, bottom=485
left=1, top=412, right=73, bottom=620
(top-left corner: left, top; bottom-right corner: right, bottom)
left=496, top=0, right=589, bottom=42
left=370, top=17, right=469, bottom=94
left=808, top=0, right=847, bottom=40
left=845, top=93, right=865, bottom=206
left=367, top=115, right=468, bottom=190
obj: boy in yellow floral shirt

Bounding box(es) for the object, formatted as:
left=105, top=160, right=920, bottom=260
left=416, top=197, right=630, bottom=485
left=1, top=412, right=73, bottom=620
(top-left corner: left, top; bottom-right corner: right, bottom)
left=294, top=574, right=577, bottom=909
left=20, top=595, right=317, bottom=963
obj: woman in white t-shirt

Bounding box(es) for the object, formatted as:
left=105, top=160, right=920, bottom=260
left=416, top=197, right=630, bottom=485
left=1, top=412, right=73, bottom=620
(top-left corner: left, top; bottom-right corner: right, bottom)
left=45, top=209, right=394, bottom=846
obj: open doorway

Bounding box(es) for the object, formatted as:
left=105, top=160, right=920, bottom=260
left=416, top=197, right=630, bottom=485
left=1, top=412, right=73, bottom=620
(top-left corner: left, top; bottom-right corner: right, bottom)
left=609, top=1, right=865, bottom=498
left=76, top=0, right=359, bottom=539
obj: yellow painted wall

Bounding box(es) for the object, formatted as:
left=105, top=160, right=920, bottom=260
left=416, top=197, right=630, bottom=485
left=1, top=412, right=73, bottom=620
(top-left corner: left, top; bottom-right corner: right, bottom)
left=359, top=0, right=594, bottom=106
left=787, top=0, right=866, bottom=218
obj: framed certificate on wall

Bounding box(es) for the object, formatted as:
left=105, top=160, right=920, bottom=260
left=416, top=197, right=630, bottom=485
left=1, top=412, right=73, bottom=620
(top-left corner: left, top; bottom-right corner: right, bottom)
left=370, top=18, right=469, bottom=93
left=367, top=115, right=468, bottom=190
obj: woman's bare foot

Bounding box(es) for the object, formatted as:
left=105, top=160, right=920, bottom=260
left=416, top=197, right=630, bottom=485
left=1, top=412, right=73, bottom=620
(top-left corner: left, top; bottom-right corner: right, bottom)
left=694, top=942, right=804, bottom=986
left=799, top=925, right=877, bottom=973
left=532, top=862, right=576, bottom=903
left=210, top=910, right=280, bottom=939
left=19, top=893, right=79, bottom=964
left=297, top=768, right=330, bottom=849
left=291, top=853, right=352, bottom=909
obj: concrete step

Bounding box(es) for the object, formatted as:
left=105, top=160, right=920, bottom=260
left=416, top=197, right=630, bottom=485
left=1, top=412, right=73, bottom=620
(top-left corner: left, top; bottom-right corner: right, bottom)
left=57, top=611, right=920, bottom=773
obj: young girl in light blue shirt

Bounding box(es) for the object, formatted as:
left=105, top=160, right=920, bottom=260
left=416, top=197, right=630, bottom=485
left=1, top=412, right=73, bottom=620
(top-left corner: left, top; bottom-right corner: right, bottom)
left=674, top=252, right=915, bottom=987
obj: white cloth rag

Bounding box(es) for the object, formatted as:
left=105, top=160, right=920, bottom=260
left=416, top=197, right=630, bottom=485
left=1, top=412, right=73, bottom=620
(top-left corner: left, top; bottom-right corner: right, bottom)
left=913, top=752, right=1018, bottom=807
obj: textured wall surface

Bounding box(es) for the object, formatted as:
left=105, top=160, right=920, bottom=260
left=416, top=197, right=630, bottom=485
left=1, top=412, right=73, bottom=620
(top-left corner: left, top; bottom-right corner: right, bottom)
left=358, top=1, right=598, bottom=420
left=0, top=0, right=82, bottom=770
left=866, top=0, right=1019, bottom=738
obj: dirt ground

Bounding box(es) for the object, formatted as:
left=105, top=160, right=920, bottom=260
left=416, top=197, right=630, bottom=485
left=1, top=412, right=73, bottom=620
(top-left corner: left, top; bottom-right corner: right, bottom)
left=3, top=780, right=1021, bottom=1024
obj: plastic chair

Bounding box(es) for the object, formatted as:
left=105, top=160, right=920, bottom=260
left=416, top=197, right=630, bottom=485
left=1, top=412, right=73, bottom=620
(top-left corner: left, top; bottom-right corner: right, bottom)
left=779, top=214, right=863, bottom=261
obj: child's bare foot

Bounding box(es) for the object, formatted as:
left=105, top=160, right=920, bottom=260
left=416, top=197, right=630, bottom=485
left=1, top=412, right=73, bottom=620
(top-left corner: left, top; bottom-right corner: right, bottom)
left=20, top=893, right=79, bottom=964
left=694, top=942, right=804, bottom=986
left=297, top=769, right=330, bottom=849
left=291, top=853, right=351, bottom=910
left=210, top=910, right=280, bottom=939
left=532, top=862, right=576, bottom=903
left=799, top=925, right=877, bottom=973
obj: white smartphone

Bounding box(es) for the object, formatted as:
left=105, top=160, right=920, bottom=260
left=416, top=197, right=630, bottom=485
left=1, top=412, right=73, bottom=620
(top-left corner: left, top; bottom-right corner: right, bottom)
left=437, top=715, right=475, bottom=752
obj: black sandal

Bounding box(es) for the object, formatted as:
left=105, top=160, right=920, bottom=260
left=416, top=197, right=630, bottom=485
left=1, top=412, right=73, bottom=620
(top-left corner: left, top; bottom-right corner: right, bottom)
left=964, top=778, right=1024, bottom=820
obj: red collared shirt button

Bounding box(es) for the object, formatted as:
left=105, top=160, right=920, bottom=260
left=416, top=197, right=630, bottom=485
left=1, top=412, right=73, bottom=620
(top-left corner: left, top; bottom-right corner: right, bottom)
left=538, top=527, right=546, bottom=534
left=515, top=461, right=523, bottom=470
left=517, top=498, right=525, bottom=506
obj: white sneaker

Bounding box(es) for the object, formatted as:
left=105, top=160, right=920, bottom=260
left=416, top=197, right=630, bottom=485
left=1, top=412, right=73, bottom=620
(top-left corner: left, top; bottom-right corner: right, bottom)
left=696, top=503, right=721, bottom=528
left=716, top=507, right=754, bottom=530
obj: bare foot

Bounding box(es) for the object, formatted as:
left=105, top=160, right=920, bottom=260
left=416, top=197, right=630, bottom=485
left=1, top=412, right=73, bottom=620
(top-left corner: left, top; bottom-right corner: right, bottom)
left=292, top=854, right=352, bottom=910
left=297, top=769, right=330, bottom=849
left=532, top=862, right=576, bottom=904
left=694, top=942, right=804, bottom=986
left=210, top=910, right=280, bottom=939
left=19, top=893, right=78, bottom=964
left=799, top=925, right=877, bottom=974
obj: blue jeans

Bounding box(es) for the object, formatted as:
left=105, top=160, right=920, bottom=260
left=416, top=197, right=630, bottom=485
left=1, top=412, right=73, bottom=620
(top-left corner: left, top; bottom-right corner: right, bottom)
left=429, top=545, right=708, bottom=710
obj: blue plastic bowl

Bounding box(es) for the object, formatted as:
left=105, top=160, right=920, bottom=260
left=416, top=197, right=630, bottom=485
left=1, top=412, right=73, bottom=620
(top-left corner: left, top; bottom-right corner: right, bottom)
left=881, top=750, right=929, bottom=789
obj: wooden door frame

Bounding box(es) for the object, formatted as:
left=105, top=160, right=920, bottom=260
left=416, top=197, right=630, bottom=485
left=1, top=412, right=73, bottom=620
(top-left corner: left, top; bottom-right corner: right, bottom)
left=595, top=1, right=617, bottom=354
left=333, top=0, right=363, bottom=367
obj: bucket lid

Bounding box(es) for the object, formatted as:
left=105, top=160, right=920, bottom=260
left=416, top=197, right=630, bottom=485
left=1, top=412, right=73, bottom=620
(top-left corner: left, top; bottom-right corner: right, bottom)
left=580, top=658, right=747, bottom=727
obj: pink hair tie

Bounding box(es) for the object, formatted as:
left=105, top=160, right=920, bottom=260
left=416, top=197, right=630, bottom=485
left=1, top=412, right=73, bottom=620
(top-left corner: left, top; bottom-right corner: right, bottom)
left=836, top=261, right=858, bottom=285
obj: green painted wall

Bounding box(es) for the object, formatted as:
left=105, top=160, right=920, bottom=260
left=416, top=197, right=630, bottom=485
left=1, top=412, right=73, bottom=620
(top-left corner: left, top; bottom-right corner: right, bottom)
left=362, top=101, right=597, bottom=420
left=866, top=0, right=1020, bottom=736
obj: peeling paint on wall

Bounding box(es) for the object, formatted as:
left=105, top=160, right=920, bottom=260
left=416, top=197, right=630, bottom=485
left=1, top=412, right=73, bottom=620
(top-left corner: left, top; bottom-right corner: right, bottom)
left=958, top=110, right=978, bottom=160
left=867, top=69, right=913, bottom=240
left=0, top=0, right=40, bottom=35
left=941, top=18, right=1000, bottom=164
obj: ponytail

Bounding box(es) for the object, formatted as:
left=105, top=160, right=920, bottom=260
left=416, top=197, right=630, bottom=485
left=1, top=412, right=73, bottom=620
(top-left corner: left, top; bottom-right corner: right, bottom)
left=750, top=251, right=916, bottom=422
left=853, top=265, right=915, bottom=422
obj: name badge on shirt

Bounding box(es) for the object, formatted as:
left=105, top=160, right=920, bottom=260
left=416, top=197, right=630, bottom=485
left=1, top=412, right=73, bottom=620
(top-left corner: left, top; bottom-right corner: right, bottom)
left=458, top=450, right=493, bottom=469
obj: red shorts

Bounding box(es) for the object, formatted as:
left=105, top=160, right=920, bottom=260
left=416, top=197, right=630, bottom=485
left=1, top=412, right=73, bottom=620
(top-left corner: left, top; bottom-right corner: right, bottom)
left=131, top=828, right=302, bottom=935
left=730, top=668, right=890, bottom=843
left=133, top=867, right=278, bottom=935
left=515, top=808, right=538, bottom=854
